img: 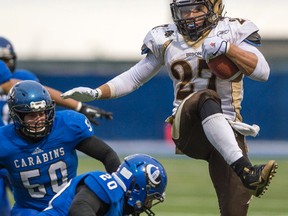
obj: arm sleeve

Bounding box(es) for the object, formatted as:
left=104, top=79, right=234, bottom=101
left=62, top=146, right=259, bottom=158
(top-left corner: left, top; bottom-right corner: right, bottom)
left=107, top=52, right=163, bottom=98
left=69, top=184, right=109, bottom=216
left=76, top=136, right=121, bottom=173
left=238, top=41, right=270, bottom=81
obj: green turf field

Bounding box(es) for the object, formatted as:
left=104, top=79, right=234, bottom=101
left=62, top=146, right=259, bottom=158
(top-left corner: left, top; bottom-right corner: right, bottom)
left=8, top=155, right=288, bottom=215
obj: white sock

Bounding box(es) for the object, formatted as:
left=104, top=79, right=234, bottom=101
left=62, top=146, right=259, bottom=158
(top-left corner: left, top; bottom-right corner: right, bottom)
left=202, top=113, right=243, bottom=165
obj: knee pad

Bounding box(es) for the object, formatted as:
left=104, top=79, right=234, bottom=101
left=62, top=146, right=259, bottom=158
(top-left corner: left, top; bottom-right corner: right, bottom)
left=198, top=91, right=222, bottom=121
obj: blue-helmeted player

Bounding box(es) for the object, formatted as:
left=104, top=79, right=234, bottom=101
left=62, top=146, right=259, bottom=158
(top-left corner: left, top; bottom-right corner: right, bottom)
left=0, top=36, right=115, bottom=216
left=39, top=154, right=167, bottom=216
left=0, top=80, right=121, bottom=216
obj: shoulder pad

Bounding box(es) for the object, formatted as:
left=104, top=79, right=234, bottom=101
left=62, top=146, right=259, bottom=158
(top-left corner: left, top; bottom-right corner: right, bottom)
left=217, top=18, right=259, bottom=45
left=244, top=31, right=262, bottom=46
left=141, top=24, right=176, bottom=58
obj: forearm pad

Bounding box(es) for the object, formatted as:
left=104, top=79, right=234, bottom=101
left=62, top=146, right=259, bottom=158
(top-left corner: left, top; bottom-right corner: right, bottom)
left=76, top=136, right=121, bottom=173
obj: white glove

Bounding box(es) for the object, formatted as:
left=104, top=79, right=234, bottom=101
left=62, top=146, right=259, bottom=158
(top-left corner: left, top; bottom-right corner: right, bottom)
left=61, top=87, right=100, bottom=102
left=202, top=36, right=230, bottom=62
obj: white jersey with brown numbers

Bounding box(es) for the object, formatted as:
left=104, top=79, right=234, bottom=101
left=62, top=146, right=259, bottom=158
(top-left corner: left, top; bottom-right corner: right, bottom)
left=142, top=17, right=263, bottom=122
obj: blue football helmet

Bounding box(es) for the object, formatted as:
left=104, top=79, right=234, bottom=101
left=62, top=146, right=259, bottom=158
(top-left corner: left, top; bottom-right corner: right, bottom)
left=0, top=36, right=17, bottom=72
left=114, top=154, right=167, bottom=216
left=170, top=0, right=224, bottom=41
left=7, top=80, right=55, bottom=140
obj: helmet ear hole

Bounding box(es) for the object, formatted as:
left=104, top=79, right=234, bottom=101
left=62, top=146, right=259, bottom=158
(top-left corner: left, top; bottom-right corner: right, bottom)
left=134, top=184, right=141, bottom=192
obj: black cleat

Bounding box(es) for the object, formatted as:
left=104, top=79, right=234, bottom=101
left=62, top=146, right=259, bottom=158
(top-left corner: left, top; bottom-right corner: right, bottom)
left=241, top=160, right=278, bottom=197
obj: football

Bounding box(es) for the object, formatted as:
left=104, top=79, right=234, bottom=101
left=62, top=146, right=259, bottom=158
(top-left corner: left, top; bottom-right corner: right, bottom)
left=207, top=54, right=239, bottom=80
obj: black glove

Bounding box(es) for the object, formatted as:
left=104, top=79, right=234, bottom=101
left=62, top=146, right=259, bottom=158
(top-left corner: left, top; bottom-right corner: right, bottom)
left=79, top=103, right=113, bottom=125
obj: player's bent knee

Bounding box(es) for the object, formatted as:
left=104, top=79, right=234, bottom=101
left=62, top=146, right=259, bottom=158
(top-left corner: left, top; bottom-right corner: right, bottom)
left=196, top=90, right=222, bottom=120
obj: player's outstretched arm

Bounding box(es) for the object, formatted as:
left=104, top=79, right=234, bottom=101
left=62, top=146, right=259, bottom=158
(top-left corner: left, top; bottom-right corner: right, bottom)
left=61, top=55, right=159, bottom=102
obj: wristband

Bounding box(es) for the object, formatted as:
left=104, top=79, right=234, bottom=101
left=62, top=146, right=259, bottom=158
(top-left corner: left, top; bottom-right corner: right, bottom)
left=95, top=88, right=102, bottom=99
left=75, top=102, right=82, bottom=111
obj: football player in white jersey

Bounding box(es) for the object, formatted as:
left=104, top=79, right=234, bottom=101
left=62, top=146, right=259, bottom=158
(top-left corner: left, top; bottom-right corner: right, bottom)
left=61, top=1, right=277, bottom=215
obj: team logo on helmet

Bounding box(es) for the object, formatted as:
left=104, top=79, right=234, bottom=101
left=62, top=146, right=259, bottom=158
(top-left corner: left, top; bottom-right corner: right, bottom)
left=146, top=164, right=161, bottom=187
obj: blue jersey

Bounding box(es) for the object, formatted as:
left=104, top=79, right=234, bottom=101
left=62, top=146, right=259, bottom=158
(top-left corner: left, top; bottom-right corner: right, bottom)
left=0, top=69, right=39, bottom=126
left=39, top=171, right=125, bottom=216
left=11, top=69, right=40, bottom=82
left=0, top=60, right=12, bottom=84
left=0, top=110, right=94, bottom=212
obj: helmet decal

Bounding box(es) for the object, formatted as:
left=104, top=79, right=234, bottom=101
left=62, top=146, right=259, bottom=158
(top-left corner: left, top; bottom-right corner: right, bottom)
left=119, top=166, right=133, bottom=180
left=30, top=100, right=47, bottom=110
left=146, top=164, right=161, bottom=186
